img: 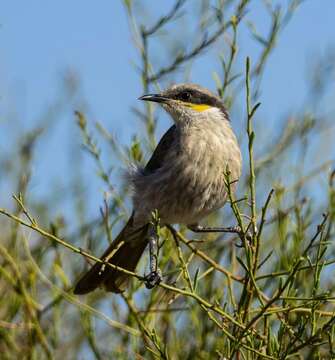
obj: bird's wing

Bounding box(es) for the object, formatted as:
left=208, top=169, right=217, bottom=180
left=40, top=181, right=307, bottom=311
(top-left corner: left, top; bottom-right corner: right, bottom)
left=143, top=125, right=177, bottom=174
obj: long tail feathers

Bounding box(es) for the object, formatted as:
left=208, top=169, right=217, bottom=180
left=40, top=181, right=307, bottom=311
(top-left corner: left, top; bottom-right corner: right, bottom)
left=74, top=215, right=148, bottom=294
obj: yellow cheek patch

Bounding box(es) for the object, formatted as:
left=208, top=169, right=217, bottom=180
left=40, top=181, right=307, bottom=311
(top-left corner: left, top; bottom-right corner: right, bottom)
left=183, top=102, right=212, bottom=112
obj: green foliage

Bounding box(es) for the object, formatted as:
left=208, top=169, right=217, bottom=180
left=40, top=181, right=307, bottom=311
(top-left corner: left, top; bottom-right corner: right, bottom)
left=1, top=1, right=335, bottom=359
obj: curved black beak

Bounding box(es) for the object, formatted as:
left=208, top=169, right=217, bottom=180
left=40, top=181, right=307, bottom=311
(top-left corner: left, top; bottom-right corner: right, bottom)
left=138, top=94, right=169, bottom=103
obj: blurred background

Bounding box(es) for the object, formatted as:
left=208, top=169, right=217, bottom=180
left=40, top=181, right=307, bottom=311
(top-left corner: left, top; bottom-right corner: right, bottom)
left=1, top=1, right=335, bottom=358
left=1, top=0, right=334, bottom=217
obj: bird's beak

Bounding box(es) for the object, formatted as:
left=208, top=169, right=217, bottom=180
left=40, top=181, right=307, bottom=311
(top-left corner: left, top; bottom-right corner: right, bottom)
left=138, top=94, right=170, bottom=103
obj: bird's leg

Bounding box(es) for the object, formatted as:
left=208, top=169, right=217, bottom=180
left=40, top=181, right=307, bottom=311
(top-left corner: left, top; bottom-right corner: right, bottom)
left=188, top=224, right=242, bottom=234
left=188, top=224, right=253, bottom=246
left=144, top=224, right=162, bottom=289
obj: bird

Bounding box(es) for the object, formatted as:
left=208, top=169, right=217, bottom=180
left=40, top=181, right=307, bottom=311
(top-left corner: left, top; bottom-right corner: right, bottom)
left=74, top=83, right=242, bottom=295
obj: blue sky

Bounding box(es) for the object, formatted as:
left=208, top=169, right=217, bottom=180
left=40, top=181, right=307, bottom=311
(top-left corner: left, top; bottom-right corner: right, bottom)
left=1, top=0, right=335, bottom=220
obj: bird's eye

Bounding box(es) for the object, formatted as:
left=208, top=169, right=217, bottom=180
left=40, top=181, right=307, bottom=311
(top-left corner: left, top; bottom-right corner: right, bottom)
left=180, top=91, right=191, bottom=101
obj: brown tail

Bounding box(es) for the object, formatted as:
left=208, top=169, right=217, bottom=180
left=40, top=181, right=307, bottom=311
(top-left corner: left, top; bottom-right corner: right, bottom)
left=74, top=214, right=148, bottom=294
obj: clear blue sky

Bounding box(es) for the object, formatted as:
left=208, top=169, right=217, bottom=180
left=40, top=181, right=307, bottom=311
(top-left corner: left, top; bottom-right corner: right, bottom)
left=1, top=0, right=334, bottom=220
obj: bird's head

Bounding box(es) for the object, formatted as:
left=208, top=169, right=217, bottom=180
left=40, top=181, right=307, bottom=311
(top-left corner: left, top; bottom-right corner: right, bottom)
left=139, top=83, right=229, bottom=124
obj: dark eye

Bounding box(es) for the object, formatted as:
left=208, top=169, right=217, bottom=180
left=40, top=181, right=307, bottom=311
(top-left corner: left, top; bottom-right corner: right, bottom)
left=180, top=91, right=191, bottom=101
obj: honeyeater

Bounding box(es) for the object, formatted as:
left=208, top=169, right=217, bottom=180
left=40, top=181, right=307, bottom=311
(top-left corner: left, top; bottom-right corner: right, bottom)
left=74, top=83, right=242, bottom=294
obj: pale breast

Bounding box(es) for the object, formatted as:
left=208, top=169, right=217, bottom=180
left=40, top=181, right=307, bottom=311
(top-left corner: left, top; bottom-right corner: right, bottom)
left=131, top=117, right=241, bottom=225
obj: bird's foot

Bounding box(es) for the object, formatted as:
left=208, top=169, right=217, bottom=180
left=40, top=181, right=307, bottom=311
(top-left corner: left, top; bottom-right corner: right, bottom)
left=235, top=228, right=254, bottom=248
left=144, top=269, right=162, bottom=289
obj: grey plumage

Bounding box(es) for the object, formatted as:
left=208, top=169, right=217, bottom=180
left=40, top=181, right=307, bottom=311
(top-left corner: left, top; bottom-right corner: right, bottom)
left=74, top=83, right=242, bottom=295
